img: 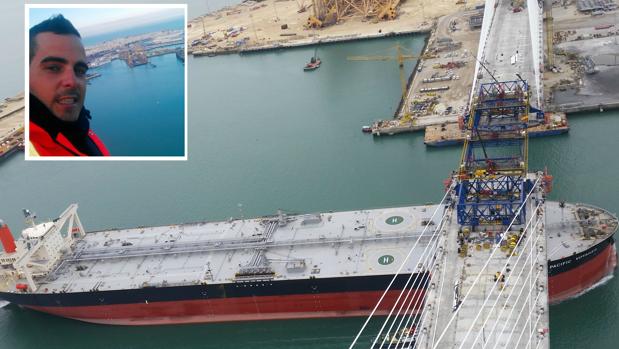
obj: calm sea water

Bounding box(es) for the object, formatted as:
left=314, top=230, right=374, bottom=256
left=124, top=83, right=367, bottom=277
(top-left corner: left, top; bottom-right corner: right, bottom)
left=1, top=1, right=618, bottom=348
left=87, top=53, right=185, bottom=156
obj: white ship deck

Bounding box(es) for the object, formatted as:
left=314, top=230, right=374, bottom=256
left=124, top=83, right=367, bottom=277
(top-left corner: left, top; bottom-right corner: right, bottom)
left=38, top=205, right=443, bottom=294
left=545, top=201, right=617, bottom=262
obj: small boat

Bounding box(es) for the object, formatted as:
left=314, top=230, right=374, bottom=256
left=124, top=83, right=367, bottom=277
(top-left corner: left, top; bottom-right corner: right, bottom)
left=304, top=48, right=321, bottom=71
left=362, top=126, right=372, bottom=133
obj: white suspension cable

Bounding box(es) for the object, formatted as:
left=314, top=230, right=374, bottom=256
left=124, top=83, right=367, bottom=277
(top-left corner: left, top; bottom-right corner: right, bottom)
left=431, top=177, right=542, bottom=349
left=534, top=321, right=546, bottom=349
left=349, top=186, right=454, bottom=349
left=477, top=215, right=545, bottom=348
left=462, top=200, right=544, bottom=349
left=397, top=200, right=460, bottom=349
left=483, top=214, right=546, bottom=349
left=403, top=211, right=454, bottom=348
left=502, top=268, right=545, bottom=348
left=514, top=310, right=542, bottom=349
left=386, top=212, right=453, bottom=349
left=526, top=313, right=544, bottom=349
left=372, top=216, right=444, bottom=349
left=375, top=207, right=454, bottom=349
left=486, top=269, right=535, bottom=349
left=375, top=209, right=451, bottom=349
left=428, top=227, right=450, bottom=346
left=488, top=208, right=546, bottom=349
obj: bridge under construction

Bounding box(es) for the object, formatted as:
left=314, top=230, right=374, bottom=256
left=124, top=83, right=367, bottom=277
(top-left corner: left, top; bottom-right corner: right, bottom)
left=349, top=0, right=598, bottom=348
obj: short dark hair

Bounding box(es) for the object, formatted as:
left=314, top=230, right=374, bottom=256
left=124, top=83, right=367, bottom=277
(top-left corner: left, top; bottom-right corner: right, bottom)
left=30, top=15, right=81, bottom=62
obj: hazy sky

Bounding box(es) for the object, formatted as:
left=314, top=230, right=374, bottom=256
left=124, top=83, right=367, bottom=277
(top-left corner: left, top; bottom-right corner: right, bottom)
left=29, top=7, right=184, bottom=37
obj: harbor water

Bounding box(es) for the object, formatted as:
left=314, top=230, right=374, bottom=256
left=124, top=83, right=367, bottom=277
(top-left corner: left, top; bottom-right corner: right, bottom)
left=87, top=54, right=185, bottom=156
left=1, top=1, right=618, bottom=348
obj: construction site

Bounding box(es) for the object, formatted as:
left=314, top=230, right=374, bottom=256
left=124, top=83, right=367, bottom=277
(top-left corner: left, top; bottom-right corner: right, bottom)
left=9, top=1, right=619, bottom=156
left=546, top=0, right=619, bottom=113
left=0, top=93, right=24, bottom=160
left=186, top=0, right=619, bottom=148
left=187, top=0, right=474, bottom=55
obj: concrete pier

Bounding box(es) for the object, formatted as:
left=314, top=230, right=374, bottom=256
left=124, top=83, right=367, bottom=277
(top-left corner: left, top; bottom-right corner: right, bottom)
left=0, top=93, right=24, bottom=160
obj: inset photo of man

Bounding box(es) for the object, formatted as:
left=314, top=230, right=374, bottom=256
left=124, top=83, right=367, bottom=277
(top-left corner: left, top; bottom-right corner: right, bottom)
left=27, top=4, right=186, bottom=159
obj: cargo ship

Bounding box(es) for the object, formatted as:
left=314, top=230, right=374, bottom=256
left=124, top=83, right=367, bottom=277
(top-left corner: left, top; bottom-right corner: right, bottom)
left=0, top=198, right=615, bottom=325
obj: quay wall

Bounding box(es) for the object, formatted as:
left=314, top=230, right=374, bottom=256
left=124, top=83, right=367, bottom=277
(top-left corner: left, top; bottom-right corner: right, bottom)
left=192, top=29, right=431, bottom=57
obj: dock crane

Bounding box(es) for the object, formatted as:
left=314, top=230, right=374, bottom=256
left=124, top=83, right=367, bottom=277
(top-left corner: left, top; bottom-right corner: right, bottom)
left=347, top=43, right=430, bottom=120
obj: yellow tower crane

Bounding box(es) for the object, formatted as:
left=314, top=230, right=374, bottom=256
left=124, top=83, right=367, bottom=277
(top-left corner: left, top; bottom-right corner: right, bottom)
left=347, top=43, right=430, bottom=120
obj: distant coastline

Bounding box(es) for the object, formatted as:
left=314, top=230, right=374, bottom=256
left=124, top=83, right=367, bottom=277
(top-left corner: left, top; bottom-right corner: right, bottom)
left=85, top=19, right=184, bottom=70
left=82, top=17, right=184, bottom=46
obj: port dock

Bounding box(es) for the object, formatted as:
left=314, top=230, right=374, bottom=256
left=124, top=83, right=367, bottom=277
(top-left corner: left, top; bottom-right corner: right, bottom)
left=0, top=93, right=24, bottom=159
left=365, top=6, right=571, bottom=145
left=186, top=0, right=469, bottom=57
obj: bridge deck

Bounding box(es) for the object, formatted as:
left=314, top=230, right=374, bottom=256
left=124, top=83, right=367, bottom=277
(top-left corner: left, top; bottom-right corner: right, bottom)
left=416, top=174, right=549, bottom=349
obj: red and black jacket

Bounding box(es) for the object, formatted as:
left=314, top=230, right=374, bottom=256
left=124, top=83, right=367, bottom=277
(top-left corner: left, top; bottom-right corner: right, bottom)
left=29, top=94, right=110, bottom=156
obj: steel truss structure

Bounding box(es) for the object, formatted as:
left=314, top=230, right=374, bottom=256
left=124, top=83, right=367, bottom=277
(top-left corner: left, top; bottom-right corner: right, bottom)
left=311, top=0, right=401, bottom=22
left=457, top=80, right=538, bottom=227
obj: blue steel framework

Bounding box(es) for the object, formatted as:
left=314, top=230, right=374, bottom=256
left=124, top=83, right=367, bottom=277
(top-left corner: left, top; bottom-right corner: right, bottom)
left=456, top=80, right=537, bottom=227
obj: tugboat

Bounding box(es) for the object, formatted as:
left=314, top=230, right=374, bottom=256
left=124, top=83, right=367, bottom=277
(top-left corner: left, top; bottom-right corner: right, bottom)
left=304, top=48, right=321, bottom=71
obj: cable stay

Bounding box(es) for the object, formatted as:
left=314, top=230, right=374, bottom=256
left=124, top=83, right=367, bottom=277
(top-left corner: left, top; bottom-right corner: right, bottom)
left=352, top=2, right=550, bottom=348
left=349, top=186, right=454, bottom=349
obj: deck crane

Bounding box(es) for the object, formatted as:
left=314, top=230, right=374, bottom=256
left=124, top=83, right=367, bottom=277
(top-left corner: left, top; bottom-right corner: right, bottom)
left=347, top=43, right=430, bottom=120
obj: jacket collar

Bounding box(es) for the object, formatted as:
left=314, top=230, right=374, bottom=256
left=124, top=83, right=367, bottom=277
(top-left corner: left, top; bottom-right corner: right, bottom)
left=29, top=94, right=103, bottom=156
left=29, top=94, right=91, bottom=141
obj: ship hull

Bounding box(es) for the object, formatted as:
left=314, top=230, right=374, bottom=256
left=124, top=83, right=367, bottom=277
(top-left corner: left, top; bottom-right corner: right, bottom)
left=1, top=274, right=427, bottom=325
left=25, top=290, right=421, bottom=325
left=3, top=236, right=617, bottom=324
left=548, top=235, right=616, bottom=304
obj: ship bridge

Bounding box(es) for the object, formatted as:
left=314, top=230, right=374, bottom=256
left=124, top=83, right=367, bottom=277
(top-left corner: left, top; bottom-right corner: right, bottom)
left=351, top=1, right=551, bottom=348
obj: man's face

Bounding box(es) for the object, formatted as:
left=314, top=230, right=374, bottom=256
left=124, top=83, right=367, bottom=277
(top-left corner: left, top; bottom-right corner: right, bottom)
left=30, top=32, right=88, bottom=122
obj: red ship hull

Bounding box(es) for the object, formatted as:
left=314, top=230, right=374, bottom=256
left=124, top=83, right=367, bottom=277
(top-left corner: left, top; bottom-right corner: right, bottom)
left=26, top=289, right=424, bottom=325
left=548, top=236, right=616, bottom=304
